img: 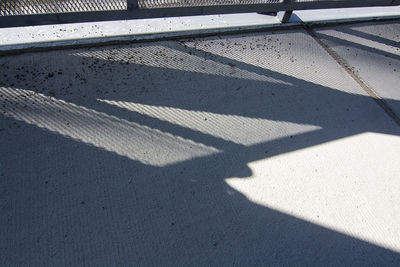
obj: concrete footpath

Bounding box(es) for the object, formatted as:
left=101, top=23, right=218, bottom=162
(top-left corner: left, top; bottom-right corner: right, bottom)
left=1, top=6, right=399, bottom=52
left=1, top=19, right=400, bottom=265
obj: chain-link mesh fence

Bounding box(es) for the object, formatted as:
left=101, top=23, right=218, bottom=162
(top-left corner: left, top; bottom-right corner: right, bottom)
left=1, top=0, right=126, bottom=15
left=0, top=0, right=396, bottom=20
left=1, top=0, right=286, bottom=16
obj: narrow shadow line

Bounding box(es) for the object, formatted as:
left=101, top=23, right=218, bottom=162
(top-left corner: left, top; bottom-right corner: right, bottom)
left=315, top=31, right=400, bottom=61
left=336, top=27, right=400, bottom=48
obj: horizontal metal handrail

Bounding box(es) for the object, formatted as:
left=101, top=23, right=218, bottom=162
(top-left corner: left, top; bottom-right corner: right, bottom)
left=0, top=0, right=398, bottom=28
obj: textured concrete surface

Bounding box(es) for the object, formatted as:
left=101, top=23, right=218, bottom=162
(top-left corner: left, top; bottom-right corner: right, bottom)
left=1, top=22, right=400, bottom=265
left=0, top=13, right=283, bottom=51
left=314, top=20, right=400, bottom=115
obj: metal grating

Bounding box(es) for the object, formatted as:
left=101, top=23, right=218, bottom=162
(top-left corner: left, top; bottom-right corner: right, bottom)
left=0, top=0, right=127, bottom=16
left=138, top=0, right=282, bottom=8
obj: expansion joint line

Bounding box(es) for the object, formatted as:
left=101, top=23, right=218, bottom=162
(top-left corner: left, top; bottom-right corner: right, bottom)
left=304, top=25, right=400, bottom=127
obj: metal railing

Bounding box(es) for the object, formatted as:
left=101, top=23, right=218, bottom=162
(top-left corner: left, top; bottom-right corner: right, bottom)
left=0, top=0, right=399, bottom=28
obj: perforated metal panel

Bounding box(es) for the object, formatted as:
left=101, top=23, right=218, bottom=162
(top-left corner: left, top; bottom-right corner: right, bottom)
left=0, top=0, right=126, bottom=16
left=0, top=0, right=286, bottom=15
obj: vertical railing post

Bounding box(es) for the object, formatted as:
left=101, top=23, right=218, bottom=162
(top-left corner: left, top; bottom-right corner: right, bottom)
left=127, top=0, right=139, bottom=11
left=277, top=0, right=293, bottom=23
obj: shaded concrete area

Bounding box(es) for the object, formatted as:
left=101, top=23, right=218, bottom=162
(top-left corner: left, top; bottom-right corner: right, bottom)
left=1, top=21, right=400, bottom=265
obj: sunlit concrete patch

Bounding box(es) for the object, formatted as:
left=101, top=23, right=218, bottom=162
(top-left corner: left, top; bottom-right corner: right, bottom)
left=295, top=7, right=400, bottom=23
left=0, top=87, right=220, bottom=166
left=98, top=99, right=321, bottom=145
left=226, top=132, right=400, bottom=252
left=72, top=45, right=291, bottom=85
left=0, top=13, right=280, bottom=49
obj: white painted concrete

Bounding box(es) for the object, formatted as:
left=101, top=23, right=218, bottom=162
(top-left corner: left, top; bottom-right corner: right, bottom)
left=0, top=6, right=399, bottom=52
left=1, top=25, right=400, bottom=265
left=0, top=13, right=281, bottom=50
left=295, top=6, right=400, bottom=23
